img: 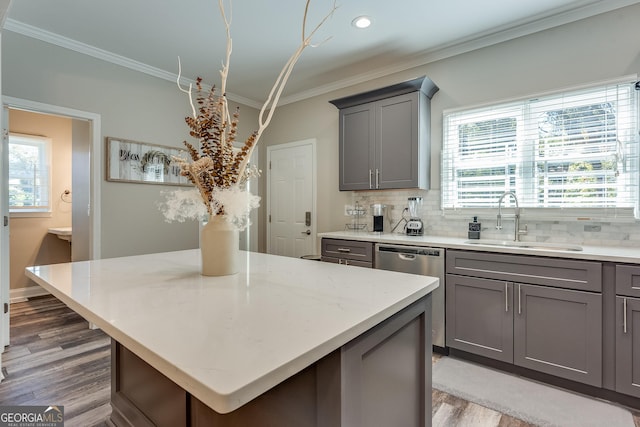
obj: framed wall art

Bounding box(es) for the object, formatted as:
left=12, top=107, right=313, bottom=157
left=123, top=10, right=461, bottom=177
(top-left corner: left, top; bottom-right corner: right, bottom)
left=106, top=137, right=191, bottom=186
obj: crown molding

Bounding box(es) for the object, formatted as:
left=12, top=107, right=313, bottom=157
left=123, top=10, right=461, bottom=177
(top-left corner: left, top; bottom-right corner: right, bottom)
left=2, top=19, right=264, bottom=109
left=4, top=0, right=639, bottom=108
left=278, top=0, right=640, bottom=105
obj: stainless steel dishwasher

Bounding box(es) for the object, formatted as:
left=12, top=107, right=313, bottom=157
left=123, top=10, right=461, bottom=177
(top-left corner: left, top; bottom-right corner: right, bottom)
left=375, top=243, right=445, bottom=350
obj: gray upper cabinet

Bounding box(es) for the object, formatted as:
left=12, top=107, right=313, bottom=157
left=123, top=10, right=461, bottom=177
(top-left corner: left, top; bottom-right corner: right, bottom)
left=330, top=76, right=438, bottom=191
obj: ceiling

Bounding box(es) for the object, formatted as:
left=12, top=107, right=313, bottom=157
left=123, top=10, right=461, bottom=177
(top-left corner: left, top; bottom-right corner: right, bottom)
left=3, top=0, right=639, bottom=107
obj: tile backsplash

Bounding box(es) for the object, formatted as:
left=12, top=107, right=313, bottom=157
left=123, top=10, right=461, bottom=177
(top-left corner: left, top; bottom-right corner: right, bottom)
left=348, top=189, right=640, bottom=248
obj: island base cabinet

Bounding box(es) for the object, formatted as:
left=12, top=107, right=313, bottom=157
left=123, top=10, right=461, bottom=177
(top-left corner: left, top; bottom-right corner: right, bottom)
left=514, top=284, right=602, bottom=387
left=109, top=343, right=187, bottom=427
left=110, top=296, right=432, bottom=427
left=616, top=296, right=640, bottom=398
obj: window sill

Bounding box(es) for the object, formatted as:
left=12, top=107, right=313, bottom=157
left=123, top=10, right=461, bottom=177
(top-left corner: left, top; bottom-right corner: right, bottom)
left=10, top=211, right=53, bottom=219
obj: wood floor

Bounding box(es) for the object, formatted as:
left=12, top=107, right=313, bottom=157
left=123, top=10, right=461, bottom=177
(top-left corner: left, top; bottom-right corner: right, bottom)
left=0, top=295, right=638, bottom=427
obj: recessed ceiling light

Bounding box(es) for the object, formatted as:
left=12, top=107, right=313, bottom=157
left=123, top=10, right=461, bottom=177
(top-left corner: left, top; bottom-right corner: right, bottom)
left=352, top=16, right=372, bottom=29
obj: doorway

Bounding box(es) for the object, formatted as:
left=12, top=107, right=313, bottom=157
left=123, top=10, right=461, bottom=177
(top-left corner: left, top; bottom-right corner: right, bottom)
left=266, top=139, right=316, bottom=258
left=1, top=96, right=101, bottom=349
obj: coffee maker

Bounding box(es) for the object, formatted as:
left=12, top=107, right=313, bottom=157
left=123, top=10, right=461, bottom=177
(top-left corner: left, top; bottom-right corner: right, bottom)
left=370, top=204, right=387, bottom=233
left=405, top=197, right=424, bottom=236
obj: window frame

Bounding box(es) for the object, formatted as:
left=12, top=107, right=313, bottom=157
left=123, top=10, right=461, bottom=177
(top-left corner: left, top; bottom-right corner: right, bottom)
left=8, top=132, right=53, bottom=217
left=441, top=76, right=639, bottom=221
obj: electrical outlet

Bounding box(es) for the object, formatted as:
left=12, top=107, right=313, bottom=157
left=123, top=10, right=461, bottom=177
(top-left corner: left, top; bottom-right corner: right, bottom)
left=344, top=205, right=353, bottom=216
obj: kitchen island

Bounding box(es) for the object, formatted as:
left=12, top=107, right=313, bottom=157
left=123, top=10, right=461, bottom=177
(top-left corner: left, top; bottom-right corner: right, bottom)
left=25, top=249, right=438, bottom=427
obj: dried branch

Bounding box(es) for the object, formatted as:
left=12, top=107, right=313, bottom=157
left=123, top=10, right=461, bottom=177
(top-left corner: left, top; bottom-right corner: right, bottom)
left=235, top=0, right=338, bottom=179
left=173, top=0, right=335, bottom=218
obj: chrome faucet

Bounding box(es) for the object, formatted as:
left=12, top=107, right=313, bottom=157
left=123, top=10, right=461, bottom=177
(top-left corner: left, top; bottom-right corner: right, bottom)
left=496, top=191, right=527, bottom=241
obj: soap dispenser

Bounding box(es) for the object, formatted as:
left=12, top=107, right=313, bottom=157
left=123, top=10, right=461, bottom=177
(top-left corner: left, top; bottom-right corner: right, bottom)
left=468, top=216, right=481, bottom=239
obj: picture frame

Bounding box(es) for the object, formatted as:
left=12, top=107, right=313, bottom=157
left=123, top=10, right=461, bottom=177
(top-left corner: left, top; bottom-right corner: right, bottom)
left=106, top=137, right=191, bottom=186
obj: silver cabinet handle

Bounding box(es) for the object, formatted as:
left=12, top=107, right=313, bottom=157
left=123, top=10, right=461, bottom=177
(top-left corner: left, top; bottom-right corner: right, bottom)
left=344, top=259, right=350, bottom=266
left=375, top=169, right=380, bottom=189
left=369, top=169, right=373, bottom=189
left=505, top=282, right=508, bottom=312
left=337, top=248, right=351, bottom=253
left=624, top=297, right=628, bottom=334
left=518, top=284, right=522, bottom=315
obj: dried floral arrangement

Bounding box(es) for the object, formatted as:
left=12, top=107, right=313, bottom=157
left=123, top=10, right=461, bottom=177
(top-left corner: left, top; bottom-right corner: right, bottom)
left=160, top=0, right=336, bottom=230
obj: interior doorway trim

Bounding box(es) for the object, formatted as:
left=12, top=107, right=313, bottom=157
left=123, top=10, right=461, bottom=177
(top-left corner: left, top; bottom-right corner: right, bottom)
left=2, top=96, right=102, bottom=259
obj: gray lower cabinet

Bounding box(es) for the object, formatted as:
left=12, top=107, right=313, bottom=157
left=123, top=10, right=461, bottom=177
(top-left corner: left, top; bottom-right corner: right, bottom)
left=615, top=265, right=640, bottom=398
left=446, top=250, right=603, bottom=387
left=321, top=238, right=374, bottom=268
left=514, top=283, right=602, bottom=387
left=445, top=274, right=513, bottom=362
left=616, top=295, right=640, bottom=398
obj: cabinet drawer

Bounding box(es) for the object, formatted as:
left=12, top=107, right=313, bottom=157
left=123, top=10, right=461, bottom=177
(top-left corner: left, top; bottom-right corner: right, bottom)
left=616, top=265, right=640, bottom=298
left=446, top=250, right=601, bottom=292
left=321, top=256, right=372, bottom=268
left=321, top=238, right=374, bottom=263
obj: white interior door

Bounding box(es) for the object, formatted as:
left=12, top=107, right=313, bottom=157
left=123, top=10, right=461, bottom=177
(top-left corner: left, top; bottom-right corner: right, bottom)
left=267, top=139, right=316, bottom=258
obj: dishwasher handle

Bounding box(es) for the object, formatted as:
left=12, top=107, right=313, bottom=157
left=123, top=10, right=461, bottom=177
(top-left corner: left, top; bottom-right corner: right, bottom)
left=398, top=253, right=417, bottom=261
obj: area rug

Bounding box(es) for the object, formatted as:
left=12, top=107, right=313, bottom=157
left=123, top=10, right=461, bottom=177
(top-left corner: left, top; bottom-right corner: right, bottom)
left=432, top=357, right=634, bottom=427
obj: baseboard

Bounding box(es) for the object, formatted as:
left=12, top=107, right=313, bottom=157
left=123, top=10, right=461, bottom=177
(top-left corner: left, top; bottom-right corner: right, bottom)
left=10, top=285, right=50, bottom=303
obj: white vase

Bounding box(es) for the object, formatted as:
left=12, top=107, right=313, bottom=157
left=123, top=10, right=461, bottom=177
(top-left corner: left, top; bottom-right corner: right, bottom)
left=200, top=215, right=239, bottom=276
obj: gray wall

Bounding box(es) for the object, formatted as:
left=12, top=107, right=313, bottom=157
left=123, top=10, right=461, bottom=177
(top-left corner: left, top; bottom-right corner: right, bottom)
left=2, top=31, right=260, bottom=258
left=261, top=3, right=640, bottom=250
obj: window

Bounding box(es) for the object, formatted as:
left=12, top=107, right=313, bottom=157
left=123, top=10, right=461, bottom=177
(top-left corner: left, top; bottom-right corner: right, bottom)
left=442, top=78, right=639, bottom=219
left=9, top=133, right=52, bottom=214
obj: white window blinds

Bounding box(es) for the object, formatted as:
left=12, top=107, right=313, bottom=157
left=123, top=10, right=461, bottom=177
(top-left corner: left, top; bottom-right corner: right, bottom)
left=442, top=78, right=639, bottom=218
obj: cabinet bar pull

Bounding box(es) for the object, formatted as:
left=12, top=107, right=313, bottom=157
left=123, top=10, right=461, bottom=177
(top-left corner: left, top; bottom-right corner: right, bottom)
left=369, top=169, right=373, bottom=189
left=518, top=284, right=522, bottom=315
left=375, top=169, right=380, bottom=189
left=624, top=297, right=628, bottom=334
left=505, top=282, right=508, bottom=312
left=337, top=248, right=351, bottom=253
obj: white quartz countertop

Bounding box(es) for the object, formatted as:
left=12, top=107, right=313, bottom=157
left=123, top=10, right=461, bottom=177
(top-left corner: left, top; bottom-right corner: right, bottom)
left=319, top=231, right=640, bottom=264
left=25, top=249, right=438, bottom=414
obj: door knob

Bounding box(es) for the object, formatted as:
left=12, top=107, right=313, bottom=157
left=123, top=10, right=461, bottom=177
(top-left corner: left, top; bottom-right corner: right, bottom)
left=301, top=230, right=311, bottom=235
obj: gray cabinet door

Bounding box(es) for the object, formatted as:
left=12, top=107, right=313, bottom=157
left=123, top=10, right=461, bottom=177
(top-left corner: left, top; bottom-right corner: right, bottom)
left=616, top=296, right=640, bottom=398
left=514, top=284, right=602, bottom=387
left=339, top=103, right=375, bottom=190
left=446, top=274, right=513, bottom=362
left=616, top=265, right=640, bottom=298
left=376, top=92, right=420, bottom=189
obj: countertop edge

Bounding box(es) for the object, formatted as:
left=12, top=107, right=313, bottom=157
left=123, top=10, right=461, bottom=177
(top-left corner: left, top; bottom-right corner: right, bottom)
left=318, top=231, right=640, bottom=264
left=25, top=264, right=439, bottom=414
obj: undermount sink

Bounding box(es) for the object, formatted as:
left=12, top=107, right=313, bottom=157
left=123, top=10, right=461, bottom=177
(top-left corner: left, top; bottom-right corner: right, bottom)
left=464, top=239, right=583, bottom=252
left=48, top=227, right=72, bottom=243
